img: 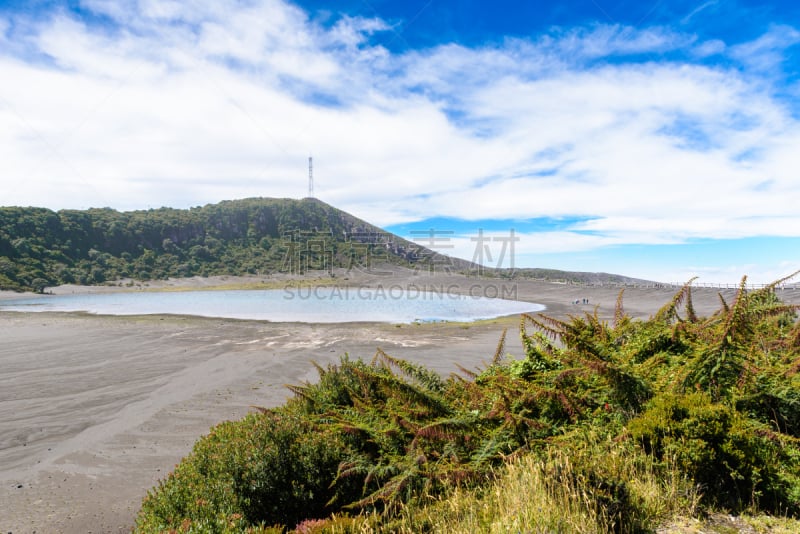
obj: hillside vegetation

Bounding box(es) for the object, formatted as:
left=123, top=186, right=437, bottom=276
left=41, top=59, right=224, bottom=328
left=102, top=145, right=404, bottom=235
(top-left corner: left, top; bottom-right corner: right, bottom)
left=1, top=197, right=661, bottom=293
left=0, top=198, right=426, bottom=292
left=135, top=274, right=800, bottom=533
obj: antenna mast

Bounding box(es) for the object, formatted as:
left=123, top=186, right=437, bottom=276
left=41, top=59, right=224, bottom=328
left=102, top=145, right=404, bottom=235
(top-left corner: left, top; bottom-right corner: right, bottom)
left=308, top=156, right=314, bottom=198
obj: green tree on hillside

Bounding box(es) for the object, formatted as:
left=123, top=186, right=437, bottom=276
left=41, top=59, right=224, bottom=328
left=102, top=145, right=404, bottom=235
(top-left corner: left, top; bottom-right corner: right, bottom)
left=0, top=198, right=423, bottom=291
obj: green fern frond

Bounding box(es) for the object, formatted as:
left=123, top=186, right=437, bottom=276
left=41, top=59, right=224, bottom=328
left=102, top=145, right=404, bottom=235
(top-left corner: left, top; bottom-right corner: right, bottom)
left=654, top=277, right=698, bottom=323
left=752, top=269, right=800, bottom=298
left=358, top=366, right=452, bottom=416
left=345, top=467, right=419, bottom=511
left=614, top=289, right=626, bottom=328
left=411, top=414, right=481, bottom=448
left=471, top=428, right=517, bottom=467
left=374, top=349, right=446, bottom=393
left=685, top=282, right=698, bottom=323
left=311, top=360, right=327, bottom=377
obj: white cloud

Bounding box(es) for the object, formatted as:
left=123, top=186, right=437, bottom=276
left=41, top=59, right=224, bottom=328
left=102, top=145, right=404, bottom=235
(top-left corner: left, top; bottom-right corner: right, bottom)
left=1, top=0, right=799, bottom=268
left=327, top=15, right=390, bottom=50
left=541, top=24, right=695, bottom=59
left=444, top=230, right=673, bottom=262
left=730, top=24, right=800, bottom=73
left=681, top=0, right=720, bottom=25
left=138, top=0, right=186, bottom=21
left=692, top=39, right=725, bottom=57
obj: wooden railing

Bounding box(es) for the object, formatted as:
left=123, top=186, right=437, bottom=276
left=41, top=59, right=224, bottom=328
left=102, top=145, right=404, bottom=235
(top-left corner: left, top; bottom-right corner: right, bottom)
left=522, top=278, right=800, bottom=291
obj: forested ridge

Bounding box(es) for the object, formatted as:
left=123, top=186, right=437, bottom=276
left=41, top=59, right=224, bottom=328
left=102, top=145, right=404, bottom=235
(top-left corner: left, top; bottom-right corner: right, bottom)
left=0, top=197, right=659, bottom=293
left=0, top=198, right=427, bottom=292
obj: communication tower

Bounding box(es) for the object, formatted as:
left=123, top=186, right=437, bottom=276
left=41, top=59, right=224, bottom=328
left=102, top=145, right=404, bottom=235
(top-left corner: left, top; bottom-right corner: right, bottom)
left=308, top=156, right=314, bottom=198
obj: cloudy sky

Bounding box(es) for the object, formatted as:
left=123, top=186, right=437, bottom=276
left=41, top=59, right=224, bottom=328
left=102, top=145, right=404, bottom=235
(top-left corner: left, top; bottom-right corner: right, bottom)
left=1, top=0, right=799, bottom=284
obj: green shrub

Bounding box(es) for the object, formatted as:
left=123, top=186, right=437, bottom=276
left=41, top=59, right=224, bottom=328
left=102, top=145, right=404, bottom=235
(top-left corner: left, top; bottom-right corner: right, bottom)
left=135, top=411, right=360, bottom=532
left=629, top=392, right=800, bottom=513
left=736, top=373, right=800, bottom=437
left=230, top=412, right=361, bottom=526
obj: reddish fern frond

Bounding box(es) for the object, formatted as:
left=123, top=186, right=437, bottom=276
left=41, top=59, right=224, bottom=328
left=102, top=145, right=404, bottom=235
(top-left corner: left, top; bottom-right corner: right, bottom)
left=347, top=366, right=379, bottom=400
left=411, top=416, right=478, bottom=447
left=357, top=367, right=451, bottom=416
left=557, top=392, right=579, bottom=420
left=328, top=410, right=382, bottom=441
left=285, top=384, right=314, bottom=403
left=450, top=372, right=468, bottom=383
left=718, top=292, right=730, bottom=314
left=785, top=356, right=800, bottom=377
left=519, top=317, right=532, bottom=353
left=372, top=348, right=392, bottom=369
left=523, top=312, right=569, bottom=341
left=249, top=405, right=270, bottom=414
left=373, top=348, right=395, bottom=369
left=414, top=425, right=454, bottom=442
left=750, top=304, right=800, bottom=321
left=553, top=367, right=584, bottom=384
left=454, top=364, right=478, bottom=379
left=579, top=356, right=610, bottom=375
left=789, top=322, right=800, bottom=350
left=394, top=415, right=419, bottom=433
left=492, top=328, right=508, bottom=365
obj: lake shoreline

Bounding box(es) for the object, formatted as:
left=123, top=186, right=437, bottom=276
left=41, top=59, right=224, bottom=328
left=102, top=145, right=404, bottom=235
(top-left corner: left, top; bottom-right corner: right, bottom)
left=0, top=285, right=546, bottom=324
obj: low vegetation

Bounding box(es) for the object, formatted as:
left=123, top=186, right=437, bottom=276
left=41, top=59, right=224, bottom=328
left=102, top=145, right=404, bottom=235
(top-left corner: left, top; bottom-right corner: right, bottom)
left=135, top=274, right=800, bottom=533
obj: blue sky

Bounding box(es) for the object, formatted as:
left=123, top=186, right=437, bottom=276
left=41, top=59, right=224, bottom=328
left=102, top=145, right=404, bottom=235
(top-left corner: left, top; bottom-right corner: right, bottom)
left=1, top=1, right=799, bottom=283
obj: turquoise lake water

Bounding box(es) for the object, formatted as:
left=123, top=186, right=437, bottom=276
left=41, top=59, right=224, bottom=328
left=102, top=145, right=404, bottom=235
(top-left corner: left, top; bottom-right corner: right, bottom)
left=0, top=287, right=544, bottom=323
